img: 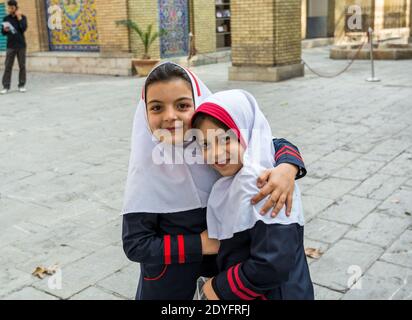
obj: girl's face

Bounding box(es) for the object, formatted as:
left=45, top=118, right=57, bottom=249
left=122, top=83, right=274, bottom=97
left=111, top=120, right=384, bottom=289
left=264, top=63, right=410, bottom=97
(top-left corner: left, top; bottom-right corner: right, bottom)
left=197, top=118, right=244, bottom=177
left=146, top=78, right=194, bottom=144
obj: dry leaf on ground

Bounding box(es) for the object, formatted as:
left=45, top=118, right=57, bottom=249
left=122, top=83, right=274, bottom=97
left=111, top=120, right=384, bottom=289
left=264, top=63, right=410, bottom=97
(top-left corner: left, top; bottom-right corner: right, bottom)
left=32, top=264, right=59, bottom=279
left=305, top=247, right=323, bottom=259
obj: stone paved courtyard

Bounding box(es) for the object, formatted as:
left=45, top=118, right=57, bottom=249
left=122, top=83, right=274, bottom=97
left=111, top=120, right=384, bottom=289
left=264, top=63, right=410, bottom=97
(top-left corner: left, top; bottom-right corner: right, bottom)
left=0, top=46, right=411, bottom=300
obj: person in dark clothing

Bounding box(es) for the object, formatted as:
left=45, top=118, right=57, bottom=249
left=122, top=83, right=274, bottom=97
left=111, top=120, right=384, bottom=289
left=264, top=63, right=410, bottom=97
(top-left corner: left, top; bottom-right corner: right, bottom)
left=192, top=89, right=314, bottom=300
left=1, top=0, right=27, bottom=94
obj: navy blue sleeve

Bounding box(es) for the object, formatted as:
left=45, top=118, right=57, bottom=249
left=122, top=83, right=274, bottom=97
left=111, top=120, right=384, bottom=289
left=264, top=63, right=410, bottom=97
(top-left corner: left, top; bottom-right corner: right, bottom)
left=212, top=222, right=299, bottom=300
left=1, top=17, right=7, bottom=36
left=18, top=16, right=27, bottom=33
left=273, top=138, right=306, bottom=180
left=122, top=213, right=203, bottom=265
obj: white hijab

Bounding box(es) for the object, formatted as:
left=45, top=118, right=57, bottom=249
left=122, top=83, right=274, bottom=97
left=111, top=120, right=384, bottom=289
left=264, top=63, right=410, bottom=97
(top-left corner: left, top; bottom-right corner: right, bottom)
left=122, top=62, right=220, bottom=215
left=197, top=90, right=305, bottom=240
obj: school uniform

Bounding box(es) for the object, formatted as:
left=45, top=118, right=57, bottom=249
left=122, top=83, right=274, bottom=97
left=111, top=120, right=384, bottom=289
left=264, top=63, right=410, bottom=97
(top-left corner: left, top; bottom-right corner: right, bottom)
left=122, top=62, right=307, bottom=300
left=122, top=137, right=306, bottom=300
left=212, top=221, right=313, bottom=300
left=192, top=89, right=314, bottom=300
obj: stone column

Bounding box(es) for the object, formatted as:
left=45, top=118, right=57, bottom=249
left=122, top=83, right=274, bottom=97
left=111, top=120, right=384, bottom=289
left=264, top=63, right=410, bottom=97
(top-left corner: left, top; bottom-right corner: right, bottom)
left=229, top=0, right=303, bottom=82
left=409, top=0, right=412, bottom=41
left=374, top=0, right=385, bottom=32
left=302, top=0, right=307, bottom=40
left=333, top=0, right=346, bottom=44
left=328, top=0, right=336, bottom=37
left=191, top=0, right=216, bottom=54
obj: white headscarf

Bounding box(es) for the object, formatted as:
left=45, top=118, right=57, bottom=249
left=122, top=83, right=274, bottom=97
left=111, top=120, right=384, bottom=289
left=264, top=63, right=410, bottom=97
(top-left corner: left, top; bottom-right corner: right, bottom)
left=122, top=62, right=220, bottom=215
left=194, top=90, right=305, bottom=240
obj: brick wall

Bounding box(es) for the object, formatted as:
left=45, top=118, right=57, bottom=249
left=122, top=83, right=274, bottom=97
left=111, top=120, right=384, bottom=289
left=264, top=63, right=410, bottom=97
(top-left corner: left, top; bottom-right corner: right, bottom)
left=328, top=0, right=336, bottom=37
left=127, top=0, right=160, bottom=59
left=302, top=0, right=307, bottom=39
left=231, top=0, right=301, bottom=67
left=96, top=0, right=130, bottom=54
left=409, top=0, right=412, bottom=36
left=231, top=0, right=275, bottom=66
left=15, top=0, right=43, bottom=53
left=273, top=0, right=302, bottom=65
left=192, top=0, right=216, bottom=53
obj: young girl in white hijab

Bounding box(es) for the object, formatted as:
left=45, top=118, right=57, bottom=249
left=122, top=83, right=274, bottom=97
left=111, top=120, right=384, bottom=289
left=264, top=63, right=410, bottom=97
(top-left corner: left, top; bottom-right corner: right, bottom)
left=192, top=90, right=314, bottom=300
left=122, top=62, right=308, bottom=300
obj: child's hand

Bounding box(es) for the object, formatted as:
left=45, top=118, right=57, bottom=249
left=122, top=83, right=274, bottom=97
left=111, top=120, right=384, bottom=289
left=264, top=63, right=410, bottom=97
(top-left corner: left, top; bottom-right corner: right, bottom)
left=200, top=230, right=220, bottom=255
left=251, top=163, right=298, bottom=217
left=202, top=278, right=219, bottom=300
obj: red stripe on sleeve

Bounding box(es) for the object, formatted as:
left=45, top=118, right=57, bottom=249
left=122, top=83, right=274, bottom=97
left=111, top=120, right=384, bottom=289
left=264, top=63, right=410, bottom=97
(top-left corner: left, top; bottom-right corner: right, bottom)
left=164, top=235, right=172, bottom=265
left=275, top=150, right=303, bottom=162
left=227, top=266, right=253, bottom=300
left=275, top=145, right=301, bottom=160
left=233, top=263, right=267, bottom=300
left=177, top=235, right=185, bottom=264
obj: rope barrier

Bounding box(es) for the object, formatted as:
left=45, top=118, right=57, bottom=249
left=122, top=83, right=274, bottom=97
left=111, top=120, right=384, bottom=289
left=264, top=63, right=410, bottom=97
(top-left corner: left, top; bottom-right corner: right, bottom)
left=301, top=40, right=367, bottom=78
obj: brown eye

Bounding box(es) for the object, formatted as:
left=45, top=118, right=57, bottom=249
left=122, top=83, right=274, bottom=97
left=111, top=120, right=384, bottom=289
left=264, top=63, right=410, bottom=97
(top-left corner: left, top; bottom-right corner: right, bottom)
left=150, top=105, right=162, bottom=112
left=177, top=103, right=190, bottom=110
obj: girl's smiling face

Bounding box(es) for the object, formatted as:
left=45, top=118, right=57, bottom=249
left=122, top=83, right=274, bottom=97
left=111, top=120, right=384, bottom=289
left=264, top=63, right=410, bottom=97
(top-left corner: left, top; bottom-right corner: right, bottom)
left=146, top=78, right=194, bottom=145
left=197, top=117, right=245, bottom=177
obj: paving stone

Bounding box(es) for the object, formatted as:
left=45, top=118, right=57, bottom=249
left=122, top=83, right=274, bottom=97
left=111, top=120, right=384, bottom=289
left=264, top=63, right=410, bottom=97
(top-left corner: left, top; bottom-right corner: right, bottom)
left=306, top=161, right=345, bottom=179
left=381, top=229, right=412, bottom=268
left=305, top=218, right=351, bottom=244
left=379, top=152, right=412, bottom=177
left=320, top=195, right=380, bottom=225
left=377, top=187, right=412, bottom=218
left=70, top=286, right=124, bottom=300
left=360, top=139, right=411, bottom=162
left=32, top=245, right=129, bottom=299
left=96, top=263, right=140, bottom=300
left=0, top=268, right=35, bottom=298
left=3, top=286, right=59, bottom=300
left=332, top=159, right=385, bottom=181
left=342, top=261, right=412, bottom=300
left=309, top=239, right=383, bottom=292
left=322, top=150, right=362, bottom=165
left=298, top=176, right=322, bottom=194
left=313, top=284, right=344, bottom=300
left=350, top=174, right=406, bottom=200
left=302, top=195, right=335, bottom=222
left=305, top=178, right=360, bottom=200
left=345, top=212, right=410, bottom=248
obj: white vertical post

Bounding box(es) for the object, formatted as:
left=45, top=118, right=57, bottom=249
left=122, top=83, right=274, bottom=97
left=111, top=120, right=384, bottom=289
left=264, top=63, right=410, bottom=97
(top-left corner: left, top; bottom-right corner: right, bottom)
left=366, top=27, right=381, bottom=82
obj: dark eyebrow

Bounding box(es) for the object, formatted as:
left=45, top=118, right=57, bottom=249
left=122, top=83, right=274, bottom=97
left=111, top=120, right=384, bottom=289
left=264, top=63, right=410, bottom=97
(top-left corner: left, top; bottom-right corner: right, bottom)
left=175, top=97, right=193, bottom=103
left=147, top=97, right=192, bottom=105
left=147, top=99, right=163, bottom=105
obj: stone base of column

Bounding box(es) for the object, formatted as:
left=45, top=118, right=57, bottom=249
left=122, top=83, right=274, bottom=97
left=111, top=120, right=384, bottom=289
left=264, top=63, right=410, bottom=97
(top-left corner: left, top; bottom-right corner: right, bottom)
left=229, top=63, right=304, bottom=82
